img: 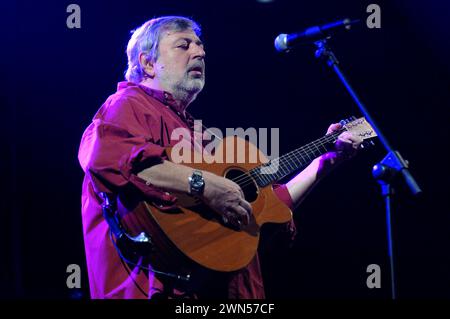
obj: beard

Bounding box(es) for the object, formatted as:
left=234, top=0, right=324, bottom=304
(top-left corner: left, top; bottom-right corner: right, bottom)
left=174, top=72, right=205, bottom=95
left=159, top=65, right=205, bottom=105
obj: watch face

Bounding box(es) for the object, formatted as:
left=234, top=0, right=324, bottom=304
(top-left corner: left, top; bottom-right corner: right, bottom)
left=190, top=171, right=204, bottom=193
left=192, top=176, right=204, bottom=187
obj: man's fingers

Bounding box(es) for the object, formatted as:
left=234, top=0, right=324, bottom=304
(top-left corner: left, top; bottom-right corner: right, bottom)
left=351, top=135, right=364, bottom=148
left=233, top=205, right=251, bottom=226
left=222, top=205, right=249, bottom=228
left=239, top=200, right=253, bottom=225
left=228, top=179, right=245, bottom=199
left=238, top=187, right=245, bottom=199
left=327, top=123, right=342, bottom=135
left=222, top=200, right=252, bottom=227
left=238, top=199, right=252, bottom=214
left=338, top=133, right=363, bottom=149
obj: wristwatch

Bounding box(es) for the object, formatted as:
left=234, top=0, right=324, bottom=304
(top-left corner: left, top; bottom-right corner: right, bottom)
left=188, top=170, right=205, bottom=195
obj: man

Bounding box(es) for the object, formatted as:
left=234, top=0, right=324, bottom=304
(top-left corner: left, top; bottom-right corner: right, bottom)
left=78, top=16, right=362, bottom=299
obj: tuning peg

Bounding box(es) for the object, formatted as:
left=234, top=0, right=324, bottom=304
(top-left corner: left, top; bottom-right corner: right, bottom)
left=350, top=115, right=357, bottom=121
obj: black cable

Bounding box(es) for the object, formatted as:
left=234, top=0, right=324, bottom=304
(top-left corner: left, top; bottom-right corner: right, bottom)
left=110, top=231, right=149, bottom=298
left=109, top=230, right=191, bottom=281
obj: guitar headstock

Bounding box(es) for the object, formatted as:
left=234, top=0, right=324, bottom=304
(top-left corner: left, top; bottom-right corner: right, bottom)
left=340, top=116, right=377, bottom=148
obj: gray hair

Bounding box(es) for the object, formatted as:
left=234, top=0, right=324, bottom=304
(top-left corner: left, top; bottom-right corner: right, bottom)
left=125, top=16, right=202, bottom=83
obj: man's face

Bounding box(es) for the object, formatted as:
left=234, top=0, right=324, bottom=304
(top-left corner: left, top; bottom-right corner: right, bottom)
left=153, top=29, right=206, bottom=98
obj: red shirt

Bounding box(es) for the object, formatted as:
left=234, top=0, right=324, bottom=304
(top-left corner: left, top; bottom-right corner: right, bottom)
left=78, top=82, right=295, bottom=299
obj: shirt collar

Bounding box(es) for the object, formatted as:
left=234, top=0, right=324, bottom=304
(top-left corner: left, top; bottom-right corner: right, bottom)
left=117, top=81, right=195, bottom=129
left=117, top=81, right=185, bottom=114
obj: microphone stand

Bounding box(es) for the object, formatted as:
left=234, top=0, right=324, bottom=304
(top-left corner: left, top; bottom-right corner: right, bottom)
left=313, top=38, right=422, bottom=299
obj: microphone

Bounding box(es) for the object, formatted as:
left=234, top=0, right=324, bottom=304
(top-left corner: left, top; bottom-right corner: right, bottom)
left=274, top=18, right=360, bottom=52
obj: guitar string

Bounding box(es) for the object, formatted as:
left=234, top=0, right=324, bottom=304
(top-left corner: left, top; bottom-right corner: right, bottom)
left=197, top=119, right=341, bottom=186
left=197, top=121, right=366, bottom=190
left=196, top=130, right=341, bottom=191
left=200, top=121, right=340, bottom=184
left=228, top=131, right=342, bottom=188
left=189, top=131, right=342, bottom=206
left=230, top=122, right=373, bottom=188
left=186, top=119, right=370, bottom=207
left=230, top=134, right=337, bottom=187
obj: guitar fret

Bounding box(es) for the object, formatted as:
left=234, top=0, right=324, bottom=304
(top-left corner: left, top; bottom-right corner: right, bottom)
left=312, top=141, right=321, bottom=157
left=280, top=161, right=290, bottom=175
left=304, top=149, right=314, bottom=162
left=250, top=118, right=378, bottom=188
left=294, top=150, right=307, bottom=166
left=253, top=132, right=342, bottom=187
left=319, top=140, right=328, bottom=153
left=251, top=126, right=361, bottom=187
left=285, top=157, right=295, bottom=171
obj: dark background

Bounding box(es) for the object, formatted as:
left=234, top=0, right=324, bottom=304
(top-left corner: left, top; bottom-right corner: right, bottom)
left=2, top=0, right=449, bottom=299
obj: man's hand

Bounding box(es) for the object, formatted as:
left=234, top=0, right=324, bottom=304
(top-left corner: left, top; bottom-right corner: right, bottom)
left=137, top=161, right=251, bottom=228
left=200, top=171, right=252, bottom=229
left=326, top=123, right=363, bottom=162
left=285, top=123, right=364, bottom=208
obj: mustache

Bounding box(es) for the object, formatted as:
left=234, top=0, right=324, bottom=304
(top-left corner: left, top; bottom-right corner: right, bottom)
left=187, top=61, right=205, bottom=72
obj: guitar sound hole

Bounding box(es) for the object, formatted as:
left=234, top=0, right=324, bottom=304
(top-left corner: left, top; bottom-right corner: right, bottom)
left=224, top=169, right=258, bottom=203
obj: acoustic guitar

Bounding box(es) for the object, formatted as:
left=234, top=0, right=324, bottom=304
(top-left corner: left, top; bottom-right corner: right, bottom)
left=120, top=117, right=377, bottom=275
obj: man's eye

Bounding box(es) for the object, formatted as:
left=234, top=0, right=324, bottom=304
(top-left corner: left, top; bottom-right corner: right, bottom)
left=177, top=43, right=189, bottom=49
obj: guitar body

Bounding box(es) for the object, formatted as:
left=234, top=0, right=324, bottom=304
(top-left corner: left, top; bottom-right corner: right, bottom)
left=120, top=136, right=292, bottom=274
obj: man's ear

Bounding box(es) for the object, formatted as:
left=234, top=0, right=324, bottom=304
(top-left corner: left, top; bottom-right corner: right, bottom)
left=139, top=52, right=155, bottom=78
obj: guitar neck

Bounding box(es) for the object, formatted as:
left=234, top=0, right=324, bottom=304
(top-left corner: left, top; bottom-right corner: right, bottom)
left=250, top=130, right=342, bottom=187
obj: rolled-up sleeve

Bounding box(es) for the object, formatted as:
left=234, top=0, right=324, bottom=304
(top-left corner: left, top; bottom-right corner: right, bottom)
left=273, top=184, right=294, bottom=211
left=78, top=97, right=177, bottom=206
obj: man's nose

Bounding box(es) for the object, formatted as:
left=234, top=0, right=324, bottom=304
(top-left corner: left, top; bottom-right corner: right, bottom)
left=192, top=44, right=206, bottom=59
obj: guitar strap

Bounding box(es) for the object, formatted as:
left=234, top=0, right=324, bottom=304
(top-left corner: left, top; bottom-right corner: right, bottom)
left=100, top=192, right=191, bottom=282
left=100, top=192, right=154, bottom=260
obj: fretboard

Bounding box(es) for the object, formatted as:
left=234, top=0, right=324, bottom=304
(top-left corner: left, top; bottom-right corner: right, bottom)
left=250, top=130, right=342, bottom=187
